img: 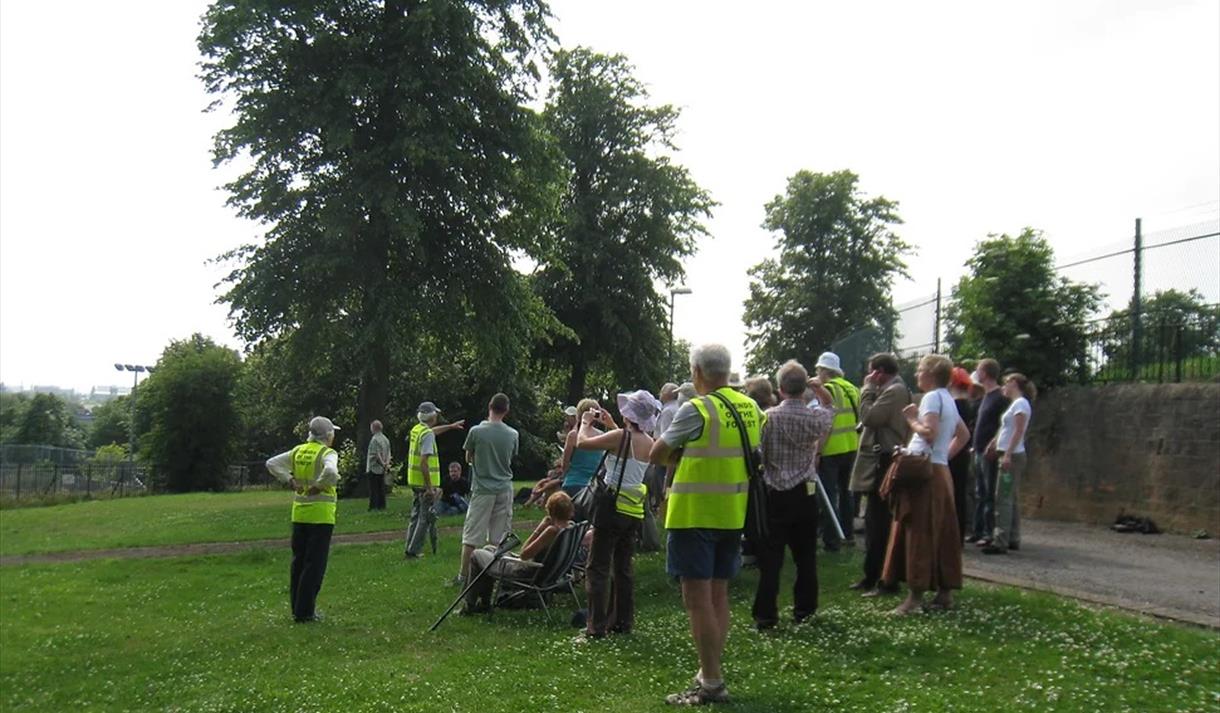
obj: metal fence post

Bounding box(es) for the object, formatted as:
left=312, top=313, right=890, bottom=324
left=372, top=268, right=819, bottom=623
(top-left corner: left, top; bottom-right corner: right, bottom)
left=934, top=278, right=942, bottom=354
left=1131, top=217, right=1143, bottom=379
left=15, top=463, right=21, bottom=500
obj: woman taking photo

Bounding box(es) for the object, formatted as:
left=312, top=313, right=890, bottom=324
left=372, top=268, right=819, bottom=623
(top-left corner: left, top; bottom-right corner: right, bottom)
left=562, top=398, right=605, bottom=499
left=576, top=390, right=661, bottom=638
left=982, top=373, right=1035, bottom=555
left=883, top=354, right=970, bottom=615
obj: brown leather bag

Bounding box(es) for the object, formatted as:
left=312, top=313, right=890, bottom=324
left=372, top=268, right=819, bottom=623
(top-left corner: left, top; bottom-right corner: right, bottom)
left=878, top=451, right=933, bottom=501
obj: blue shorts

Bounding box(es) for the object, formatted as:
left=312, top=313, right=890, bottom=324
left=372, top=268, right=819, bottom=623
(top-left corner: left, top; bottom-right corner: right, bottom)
left=666, top=528, right=742, bottom=580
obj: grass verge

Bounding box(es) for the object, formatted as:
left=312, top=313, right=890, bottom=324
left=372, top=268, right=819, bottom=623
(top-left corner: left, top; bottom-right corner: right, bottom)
left=0, top=540, right=1215, bottom=712
left=0, top=488, right=538, bottom=557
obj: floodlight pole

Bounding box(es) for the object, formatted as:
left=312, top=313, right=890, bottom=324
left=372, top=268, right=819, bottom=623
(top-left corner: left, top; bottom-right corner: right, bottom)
left=668, top=287, right=692, bottom=382
left=114, top=363, right=154, bottom=467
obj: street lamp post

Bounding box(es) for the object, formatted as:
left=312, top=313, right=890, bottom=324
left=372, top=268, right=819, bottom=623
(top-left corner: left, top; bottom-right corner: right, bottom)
left=668, top=287, right=693, bottom=382
left=113, top=363, right=155, bottom=468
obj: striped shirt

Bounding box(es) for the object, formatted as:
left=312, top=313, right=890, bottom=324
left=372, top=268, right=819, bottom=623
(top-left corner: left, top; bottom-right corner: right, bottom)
left=760, top=397, right=834, bottom=491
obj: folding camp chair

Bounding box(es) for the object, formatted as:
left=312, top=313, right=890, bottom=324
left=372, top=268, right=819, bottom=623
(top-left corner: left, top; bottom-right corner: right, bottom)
left=490, top=520, right=590, bottom=624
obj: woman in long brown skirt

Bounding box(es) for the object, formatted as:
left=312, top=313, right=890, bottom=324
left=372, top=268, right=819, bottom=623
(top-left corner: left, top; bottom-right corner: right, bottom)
left=882, top=354, right=970, bottom=615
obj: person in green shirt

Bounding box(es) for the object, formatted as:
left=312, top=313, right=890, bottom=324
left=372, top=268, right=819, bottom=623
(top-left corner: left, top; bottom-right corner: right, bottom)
left=454, top=393, right=518, bottom=587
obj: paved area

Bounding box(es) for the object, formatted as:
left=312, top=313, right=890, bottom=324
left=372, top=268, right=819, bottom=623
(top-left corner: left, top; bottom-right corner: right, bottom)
left=961, top=518, right=1220, bottom=629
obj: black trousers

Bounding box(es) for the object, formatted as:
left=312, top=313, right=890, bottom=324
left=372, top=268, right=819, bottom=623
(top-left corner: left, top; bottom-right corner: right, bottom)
left=367, top=471, right=386, bottom=510
left=862, top=490, right=893, bottom=587
left=752, top=483, right=819, bottom=625
left=586, top=509, right=640, bottom=635
left=290, top=522, right=334, bottom=620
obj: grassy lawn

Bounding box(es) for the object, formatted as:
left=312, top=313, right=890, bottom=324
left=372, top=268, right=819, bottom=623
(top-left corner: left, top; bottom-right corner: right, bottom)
left=0, top=488, right=536, bottom=557
left=1, top=537, right=1216, bottom=712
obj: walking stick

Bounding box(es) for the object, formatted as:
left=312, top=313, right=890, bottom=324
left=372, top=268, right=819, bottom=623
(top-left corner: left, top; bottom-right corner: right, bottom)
left=813, top=472, right=846, bottom=541
left=428, top=531, right=521, bottom=632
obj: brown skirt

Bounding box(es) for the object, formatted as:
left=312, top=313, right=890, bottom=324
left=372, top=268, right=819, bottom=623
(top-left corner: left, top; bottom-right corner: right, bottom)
left=881, top=464, right=963, bottom=591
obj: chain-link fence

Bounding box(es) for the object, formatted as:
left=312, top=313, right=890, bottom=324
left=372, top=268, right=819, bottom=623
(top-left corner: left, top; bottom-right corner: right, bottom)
left=831, top=216, right=1220, bottom=383
left=0, top=446, right=281, bottom=503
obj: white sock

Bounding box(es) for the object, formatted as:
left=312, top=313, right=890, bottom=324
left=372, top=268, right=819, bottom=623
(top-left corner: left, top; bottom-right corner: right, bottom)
left=700, top=676, right=723, bottom=690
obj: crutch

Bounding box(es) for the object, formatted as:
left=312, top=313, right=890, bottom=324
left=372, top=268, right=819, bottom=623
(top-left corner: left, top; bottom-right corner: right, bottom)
left=428, top=531, right=520, bottom=632
left=813, top=472, right=846, bottom=541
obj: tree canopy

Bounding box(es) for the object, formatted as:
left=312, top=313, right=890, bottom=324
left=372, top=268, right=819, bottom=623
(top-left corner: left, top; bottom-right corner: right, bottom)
left=743, top=170, right=910, bottom=375
left=198, top=0, right=565, bottom=468
left=945, top=228, right=1103, bottom=387
left=534, top=48, right=713, bottom=404
left=140, top=334, right=243, bottom=492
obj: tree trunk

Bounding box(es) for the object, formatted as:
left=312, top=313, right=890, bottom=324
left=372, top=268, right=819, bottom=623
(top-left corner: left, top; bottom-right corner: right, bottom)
left=566, top=353, right=588, bottom=408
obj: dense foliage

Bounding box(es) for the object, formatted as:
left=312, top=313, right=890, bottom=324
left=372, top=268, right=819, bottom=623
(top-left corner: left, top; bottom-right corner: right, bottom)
left=945, top=229, right=1103, bottom=387
left=743, top=170, right=910, bottom=375
left=534, top=48, right=713, bottom=404
left=139, top=334, right=243, bottom=492
left=199, top=0, right=565, bottom=478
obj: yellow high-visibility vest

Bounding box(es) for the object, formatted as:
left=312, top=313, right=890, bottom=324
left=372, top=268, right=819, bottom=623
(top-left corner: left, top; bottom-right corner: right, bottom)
left=406, top=422, right=440, bottom=487
left=822, top=377, right=860, bottom=457
left=616, top=483, right=648, bottom=520
left=665, top=387, right=764, bottom=530
left=290, top=441, right=337, bottom=525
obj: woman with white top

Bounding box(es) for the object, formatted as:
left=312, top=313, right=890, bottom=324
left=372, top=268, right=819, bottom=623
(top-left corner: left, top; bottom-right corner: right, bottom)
left=982, top=373, right=1035, bottom=555
left=883, top=354, right=971, bottom=615
left=576, top=389, right=661, bottom=638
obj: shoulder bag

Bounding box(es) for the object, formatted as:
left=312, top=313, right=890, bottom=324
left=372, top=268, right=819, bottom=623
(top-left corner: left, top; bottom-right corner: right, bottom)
left=707, top=391, right=769, bottom=544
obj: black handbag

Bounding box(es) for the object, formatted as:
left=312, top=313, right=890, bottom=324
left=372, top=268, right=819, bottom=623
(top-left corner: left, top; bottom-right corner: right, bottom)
left=572, top=431, right=628, bottom=524
left=591, top=431, right=631, bottom=529
left=571, top=452, right=607, bottom=522
left=707, top=392, right=769, bottom=544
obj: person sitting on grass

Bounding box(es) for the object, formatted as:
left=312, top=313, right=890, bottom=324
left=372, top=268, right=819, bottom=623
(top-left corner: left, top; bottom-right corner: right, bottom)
left=463, top=491, right=576, bottom=613
left=434, top=461, right=471, bottom=516
left=523, top=457, right=565, bottom=508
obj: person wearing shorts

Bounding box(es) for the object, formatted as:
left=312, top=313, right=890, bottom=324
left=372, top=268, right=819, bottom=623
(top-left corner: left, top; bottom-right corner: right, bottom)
left=650, top=344, right=764, bottom=707
left=455, top=392, right=518, bottom=587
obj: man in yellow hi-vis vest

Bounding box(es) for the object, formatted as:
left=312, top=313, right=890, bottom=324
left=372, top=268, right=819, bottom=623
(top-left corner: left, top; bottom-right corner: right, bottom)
left=265, top=416, right=341, bottom=623
left=405, top=401, right=465, bottom=559
left=650, top=344, right=764, bottom=707
left=813, top=352, right=860, bottom=551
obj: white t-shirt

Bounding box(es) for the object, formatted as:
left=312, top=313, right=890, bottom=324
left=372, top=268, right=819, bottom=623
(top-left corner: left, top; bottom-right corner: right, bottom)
left=907, top=388, right=959, bottom=466
left=996, top=397, right=1032, bottom=454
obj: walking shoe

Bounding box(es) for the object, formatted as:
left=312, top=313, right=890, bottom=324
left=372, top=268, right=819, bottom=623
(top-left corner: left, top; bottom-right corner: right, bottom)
left=848, top=579, right=875, bottom=591
left=754, top=619, right=778, bottom=632
left=446, top=575, right=466, bottom=588
left=1008, top=542, right=1020, bottom=551
left=974, top=538, right=993, bottom=548
left=404, top=551, right=421, bottom=560
left=964, top=535, right=982, bottom=544
left=665, top=681, right=730, bottom=706
left=862, top=584, right=899, bottom=598
left=981, top=545, right=1007, bottom=555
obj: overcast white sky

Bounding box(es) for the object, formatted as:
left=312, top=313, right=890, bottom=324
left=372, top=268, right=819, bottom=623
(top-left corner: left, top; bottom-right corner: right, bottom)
left=2, top=0, right=1217, bottom=392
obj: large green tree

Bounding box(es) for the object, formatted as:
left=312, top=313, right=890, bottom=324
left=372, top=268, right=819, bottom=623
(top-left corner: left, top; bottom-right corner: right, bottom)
left=198, top=0, right=562, bottom=475
left=140, top=334, right=244, bottom=492
left=945, top=228, right=1103, bottom=387
left=534, top=48, right=714, bottom=404
left=743, top=170, right=910, bottom=374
